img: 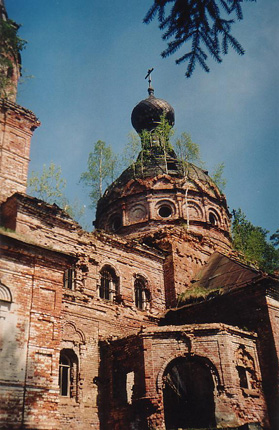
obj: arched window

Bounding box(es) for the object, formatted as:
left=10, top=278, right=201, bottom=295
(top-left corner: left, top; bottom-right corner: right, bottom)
left=209, top=212, right=217, bottom=226
left=59, top=349, right=78, bottom=398
left=0, top=281, right=12, bottom=320
left=110, top=214, right=122, bottom=232
left=134, top=276, right=150, bottom=310
left=99, top=266, right=119, bottom=301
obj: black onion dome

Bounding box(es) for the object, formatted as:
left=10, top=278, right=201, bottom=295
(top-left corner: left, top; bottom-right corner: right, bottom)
left=131, top=89, right=175, bottom=134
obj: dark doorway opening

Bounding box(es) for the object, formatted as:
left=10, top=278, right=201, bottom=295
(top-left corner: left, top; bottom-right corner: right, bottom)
left=163, top=356, right=216, bottom=429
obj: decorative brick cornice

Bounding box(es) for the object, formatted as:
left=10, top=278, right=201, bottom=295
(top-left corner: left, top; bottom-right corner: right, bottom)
left=0, top=97, right=41, bottom=128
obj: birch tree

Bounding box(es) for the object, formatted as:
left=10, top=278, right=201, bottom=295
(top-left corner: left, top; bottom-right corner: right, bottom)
left=28, top=163, right=85, bottom=223
left=80, top=140, right=118, bottom=207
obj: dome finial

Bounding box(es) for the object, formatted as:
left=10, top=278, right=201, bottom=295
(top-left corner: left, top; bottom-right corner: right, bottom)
left=131, top=74, right=175, bottom=134
left=145, top=68, right=154, bottom=96
left=0, top=0, right=8, bottom=21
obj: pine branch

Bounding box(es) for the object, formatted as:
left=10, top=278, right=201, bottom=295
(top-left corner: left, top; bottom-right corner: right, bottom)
left=144, top=0, right=255, bottom=77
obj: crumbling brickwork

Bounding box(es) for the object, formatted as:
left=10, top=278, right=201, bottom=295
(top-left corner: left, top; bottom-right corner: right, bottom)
left=0, top=101, right=40, bottom=204
left=100, top=324, right=268, bottom=430
left=0, top=232, right=69, bottom=429
left=0, top=195, right=166, bottom=429
left=1, top=6, right=278, bottom=427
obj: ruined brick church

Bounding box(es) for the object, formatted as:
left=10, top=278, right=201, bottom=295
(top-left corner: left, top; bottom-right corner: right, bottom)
left=0, top=3, right=278, bottom=430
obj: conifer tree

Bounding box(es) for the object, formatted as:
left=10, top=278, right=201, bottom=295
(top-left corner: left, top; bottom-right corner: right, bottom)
left=144, top=0, right=255, bottom=77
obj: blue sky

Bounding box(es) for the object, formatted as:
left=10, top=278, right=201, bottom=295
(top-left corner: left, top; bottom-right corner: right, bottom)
left=6, top=0, right=279, bottom=233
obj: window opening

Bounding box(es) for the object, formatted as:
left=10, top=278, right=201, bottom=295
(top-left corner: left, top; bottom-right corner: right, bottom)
left=59, top=354, right=71, bottom=396
left=111, top=215, right=122, bottom=232
left=59, top=350, right=78, bottom=398
left=99, top=266, right=119, bottom=301
left=236, top=347, right=257, bottom=393
left=209, top=212, right=217, bottom=226
left=167, top=162, right=177, bottom=171
left=134, top=276, right=150, bottom=310
left=237, top=366, right=249, bottom=389
left=0, top=282, right=12, bottom=320
left=113, top=366, right=135, bottom=405
left=63, top=268, right=76, bottom=290
left=158, top=205, right=172, bottom=218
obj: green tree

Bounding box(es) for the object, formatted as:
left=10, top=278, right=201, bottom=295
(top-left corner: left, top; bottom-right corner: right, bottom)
left=122, top=132, right=141, bottom=175
left=173, top=131, right=204, bottom=228
left=28, top=163, right=85, bottom=223
left=174, top=132, right=204, bottom=175
left=28, top=163, right=66, bottom=202
left=144, top=0, right=254, bottom=77
left=231, top=209, right=279, bottom=273
left=211, top=162, right=227, bottom=192
left=154, top=113, right=175, bottom=173
left=80, top=140, right=118, bottom=207
left=80, top=119, right=224, bottom=213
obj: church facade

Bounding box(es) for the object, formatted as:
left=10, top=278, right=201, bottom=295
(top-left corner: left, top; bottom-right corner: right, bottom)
left=0, top=4, right=278, bottom=430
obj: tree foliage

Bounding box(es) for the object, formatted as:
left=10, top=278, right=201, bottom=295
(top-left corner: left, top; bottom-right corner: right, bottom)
left=0, top=18, right=26, bottom=97
left=28, top=163, right=85, bottom=223
left=80, top=119, right=225, bottom=211
left=270, top=230, right=279, bottom=248
left=122, top=118, right=225, bottom=191
left=231, top=209, right=279, bottom=274
left=174, top=131, right=204, bottom=174
left=80, top=140, right=118, bottom=207
left=28, top=163, right=66, bottom=202
left=211, top=162, right=227, bottom=192
left=122, top=132, right=141, bottom=174
left=0, top=18, right=26, bottom=58
left=144, top=0, right=255, bottom=77
left=153, top=113, right=175, bottom=171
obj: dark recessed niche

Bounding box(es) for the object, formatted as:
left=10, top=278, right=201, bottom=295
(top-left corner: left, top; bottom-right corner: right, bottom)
left=167, top=162, right=177, bottom=171
left=158, top=205, right=172, bottom=218
left=111, top=215, right=122, bottom=232
left=209, top=212, right=217, bottom=226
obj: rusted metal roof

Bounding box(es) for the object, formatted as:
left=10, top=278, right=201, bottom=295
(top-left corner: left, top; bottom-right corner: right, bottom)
left=188, top=251, right=263, bottom=294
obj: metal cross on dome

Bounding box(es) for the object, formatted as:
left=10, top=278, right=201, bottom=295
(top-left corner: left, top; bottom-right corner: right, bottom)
left=145, top=68, right=154, bottom=89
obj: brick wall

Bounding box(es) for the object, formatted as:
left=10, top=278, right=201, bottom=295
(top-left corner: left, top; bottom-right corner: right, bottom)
left=0, top=233, right=71, bottom=429
left=100, top=324, right=268, bottom=430
left=0, top=101, right=40, bottom=204
left=0, top=193, right=165, bottom=429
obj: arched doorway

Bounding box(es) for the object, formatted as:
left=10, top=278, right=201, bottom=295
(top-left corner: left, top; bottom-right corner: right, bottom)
left=163, top=356, right=216, bottom=429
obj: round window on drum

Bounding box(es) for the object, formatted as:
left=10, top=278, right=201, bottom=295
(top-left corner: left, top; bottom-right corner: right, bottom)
left=158, top=204, right=172, bottom=218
